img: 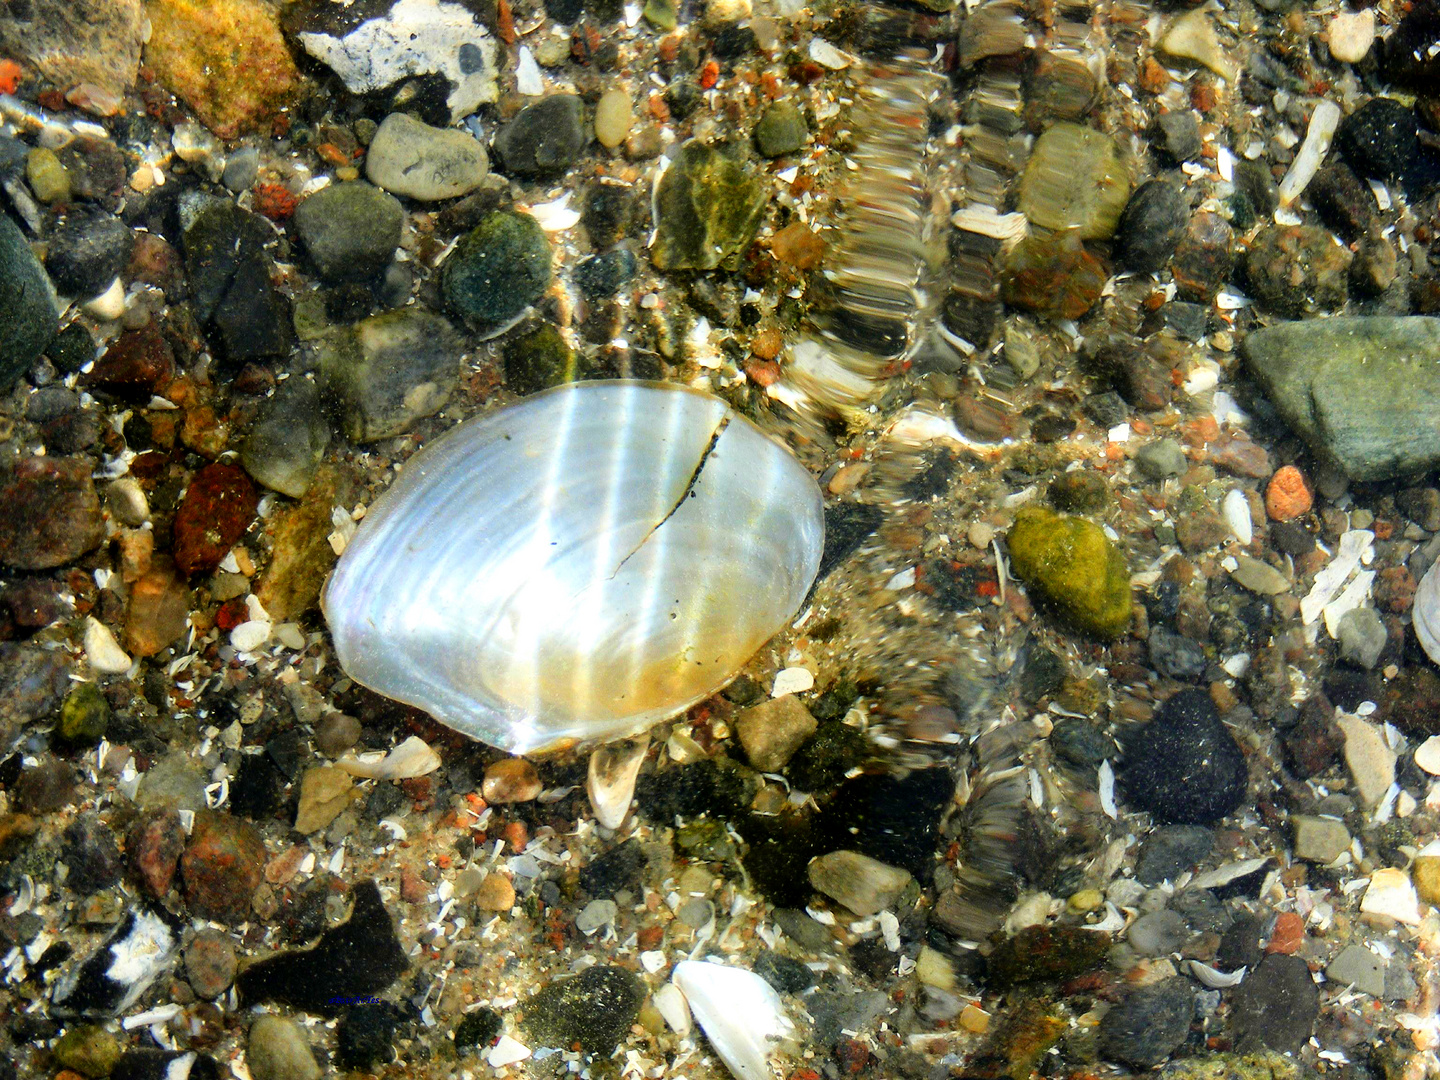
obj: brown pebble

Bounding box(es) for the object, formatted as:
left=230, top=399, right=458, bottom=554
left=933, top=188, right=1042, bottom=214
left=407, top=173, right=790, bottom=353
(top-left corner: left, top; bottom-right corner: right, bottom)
left=770, top=221, right=824, bottom=270
left=750, top=326, right=783, bottom=361
left=0, top=456, right=105, bottom=571
left=181, top=810, right=266, bottom=923
left=314, top=713, right=362, bottom=757
left=185, top=928, right=238, bottom=1000
left=127, top=808, right=186, bottom=900
left=473, top=873, right=516, bottom=911
left=124, top=557, right=190, bottom=656
left=173, top=464, right=259, bottom=576
left=482, top=757, right=543, bottom=804
left=83, top=324, right=175, bottom=401
left=13, top=754, right=76, bottom=814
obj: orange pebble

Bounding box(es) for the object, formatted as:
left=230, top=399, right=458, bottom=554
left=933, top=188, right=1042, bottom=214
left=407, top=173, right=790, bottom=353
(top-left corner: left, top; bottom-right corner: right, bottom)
left=699, top=59, right=720, bottom=90
left=0, top=59, right=21, bottom=95
left=1265, top=465, right=1312, bottom=521
left=1265, top=911, right=1305, bottom=955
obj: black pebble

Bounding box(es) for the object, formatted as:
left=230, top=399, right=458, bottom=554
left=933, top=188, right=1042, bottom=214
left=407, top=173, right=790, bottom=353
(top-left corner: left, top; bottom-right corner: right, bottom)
left=1115, top=180, right=1189, bottom=275
left=1217, top=912, right=1269, bottom=971
left=522, top=965, right=643, bottom=1056
left=45, top=209, right=134, bottom=299
left=579, top=838, right=647, bottom=899
left=454, top=1008, right=503, bottom=1054
left=1337, top=97, right=1420, bottom=183
left=337, top=1002, right=405, bottom=1068
left=1134, top=825, right=1214, bottom=886
left=112, top=1050, right=220, bottom=1080
left=1098, top=978, right=1195, bottom=1068
left=1120, top=688, right=1248, bottom=825
left=60, top=815, right=122, bottom=895
left=817, top=502, right=885, bottom=579
left=236, top=880, right=408, bottom=1014
left=1231, top=954, right=1319, bottom=1054
left=755, top=951, right=817, bottom=994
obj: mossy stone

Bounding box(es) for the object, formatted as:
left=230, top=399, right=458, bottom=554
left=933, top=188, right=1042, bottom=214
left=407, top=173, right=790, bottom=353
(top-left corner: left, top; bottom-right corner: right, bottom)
left=59, top=683, right=111, bottom=746
left=45, top=322, right=98, bottom=375
left=643, top=0, right=677, bottom=28
left=651, top=141, right=767, bottom=271
left=1017, top=122, right=1131, bottom=241
left=442, top=210, right=552, bottom=328
left=523, top=964, right=643, bottom=1056
left=53, top=1023, right=123, bottom=1077
left=1007, top=506, right=1130, bottom=639
left=988, top=923, right=1112, bottom=988
left=504, top=324, right=583, bottom=395
left=754, top=101, right=807, bottom=158
left=1048, top=471, right=1111, bottom=513
left=785, top=721, right=867, bottom=792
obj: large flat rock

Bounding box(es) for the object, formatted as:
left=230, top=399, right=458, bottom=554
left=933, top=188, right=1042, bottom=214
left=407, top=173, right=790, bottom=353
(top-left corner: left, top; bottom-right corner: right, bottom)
left=1241, top=316, right=1440, bottom=482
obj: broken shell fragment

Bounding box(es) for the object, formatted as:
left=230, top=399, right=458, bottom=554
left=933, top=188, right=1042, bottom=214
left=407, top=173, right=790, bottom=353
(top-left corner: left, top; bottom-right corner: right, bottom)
left=1415, top=557, right=1440, bottom=668
left=322, top=381, right=825, bottom=756
left=588, top=734, right=650, bottom=830
left=672, top=960, right=795, bottom=1080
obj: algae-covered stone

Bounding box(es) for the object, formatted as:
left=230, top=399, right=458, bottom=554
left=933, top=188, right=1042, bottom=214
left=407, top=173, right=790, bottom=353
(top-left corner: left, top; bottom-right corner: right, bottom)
left=643, top=0, right=677, bottom=28
left=1017, top=123, right=1131, bottom=240
left=0, top=213, right=60, bottom=392
left=1007, top=506, right=1130, bottom=639
left=504, top=324, right=584, bottom=395
left=319, top=308, right=463, bottom=442
left=59, top=682, right=111, bottom=746
left=1241, top=317, right=1440, bottom=482
left=291, top=182, right=403, bottom=283
left=442, top=210, right=552, bottom=328
left=1159, top=1052, right=1314, bottom=1080
left=651, top=142, right=768, bottom=271
left=53, top=1023, right=123, bottom=1077
left=523, top=964, right=643, bottom=1056
left=753, top=101, right=807, bottom=158
left=240, top=378, right=330, bottom=498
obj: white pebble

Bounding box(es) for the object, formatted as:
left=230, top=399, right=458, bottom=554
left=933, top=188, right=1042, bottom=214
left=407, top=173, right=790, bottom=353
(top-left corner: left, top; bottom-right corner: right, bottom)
left=808, top=38, right=849, bottom=69
left=230, top=620, right=271, bottom=652
left=516, top=46, right=543, bottom=95
left=1223, top=489, right=1253, bottom=545
left=1328, top=10, right=1376, bottom=64
left=84, top=617, right=132, bottom=674
left=654, top=981, right=691, bottom=1035
left=1415, top=735, right=1440, bottom=776
left=81, top=278, right=126, bottom=321
left=771, top=667, right=814, bottom=697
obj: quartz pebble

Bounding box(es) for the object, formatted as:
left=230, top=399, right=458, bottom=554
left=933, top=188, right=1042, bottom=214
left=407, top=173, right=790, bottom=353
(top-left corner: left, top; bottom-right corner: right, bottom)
left=482, top=757, right=543, bottom=803
left=1328, top=9, right=1376, bottom=63
left=366, top=113, right=490, bottom=201
left=1337, top=713, right=1396, bottom=809
left=1360, top=867, right=1422, bottom=925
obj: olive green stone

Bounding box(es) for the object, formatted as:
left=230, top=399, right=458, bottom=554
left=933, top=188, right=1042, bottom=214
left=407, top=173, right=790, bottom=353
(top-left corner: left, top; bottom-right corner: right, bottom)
left=1017, top=123, right=1131, bottom=240
left=643, top=0, right=677, bottom=28
left=59, top=683, right=111, bottom=745
left=442, top=210, right=553, bottom=328
left=26, top=146, right=71, bottom=204
left=504, top=324, right=584, bottom=395
left=651, top=141, right=767, bottom=271
left=1158, top=1052, right=1315, bottom=1080
left=1241, top=317, right=1440, bottom=482
left=1007, top=506, right=1130, bottom=639
left=54, top=1023, right=123, bottom=1077
left=753, top=101, right=807, bottom=158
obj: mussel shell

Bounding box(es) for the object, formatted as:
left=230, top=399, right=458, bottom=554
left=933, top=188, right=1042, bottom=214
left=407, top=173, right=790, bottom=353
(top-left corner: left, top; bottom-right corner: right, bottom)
left=1416, top=557, right=1440, bottom=669
left=322, top=380, right=824, bottom=755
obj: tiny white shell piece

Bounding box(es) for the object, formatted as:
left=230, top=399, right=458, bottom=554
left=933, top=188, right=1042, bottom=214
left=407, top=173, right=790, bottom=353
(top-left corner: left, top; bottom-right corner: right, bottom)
left=336, top=735, right=442, bottom=779
left=1415, top=558, right=1440, bottom=668
left=672, top=960, right=794, bottom=1080
left=85, top=617, right=132, bottom=674
left=654, top=981, right=692, bottom=1035
left=323, top=381, right=824, bottom=755
left=587, top=734, right=649, bottom=830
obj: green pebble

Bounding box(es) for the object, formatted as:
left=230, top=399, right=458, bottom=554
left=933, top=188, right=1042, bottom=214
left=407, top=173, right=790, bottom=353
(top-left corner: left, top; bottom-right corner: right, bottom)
left=54, top=1023, right=123, bottom=1078
left=753, top=101, right=807, bottom=158
left=503, top=324, right=584, bottom=395
left=643, top=0, right=678, bottom=29
left=59, top=683, right=110, bottom=746
left=1007, top=506, right=1131, bottom=639
left=442, top=210, right=552, bottom=328
left=26, top=147, right=71, bottom=204
left=650, top=141, right=767, bottom=272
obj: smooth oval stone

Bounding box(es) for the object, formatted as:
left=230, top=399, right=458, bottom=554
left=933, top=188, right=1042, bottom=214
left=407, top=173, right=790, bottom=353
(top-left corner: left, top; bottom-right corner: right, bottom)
left=366, top=113, right=489, bottom=201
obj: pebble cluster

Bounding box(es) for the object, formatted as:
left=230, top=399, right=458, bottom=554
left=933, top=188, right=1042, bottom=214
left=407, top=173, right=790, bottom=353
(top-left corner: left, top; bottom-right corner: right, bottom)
left=0, top=0, right=1437, bottom=1078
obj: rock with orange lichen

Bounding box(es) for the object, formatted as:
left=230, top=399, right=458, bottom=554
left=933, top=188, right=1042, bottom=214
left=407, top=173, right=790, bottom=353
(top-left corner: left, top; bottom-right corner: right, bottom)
left=1264, top=466, right=1312, bottom=522
left=144, top=0, right=302, bottom=139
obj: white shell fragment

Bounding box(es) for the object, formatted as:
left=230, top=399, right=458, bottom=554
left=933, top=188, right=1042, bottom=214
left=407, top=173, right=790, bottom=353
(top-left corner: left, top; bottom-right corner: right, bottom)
left=1223, top=489, right=1253, bottom=546
left=587, top=734, right=650, bottom=830
left=1278, top=100, right=1341, bottom=207
left=335, top=735, right=442, bottom=779
left=1414, top=558, right=1440, bottom=668
left=323, top=381, right=825, bottom=755
left=672, top=961, right=795, bottom=1080
left=85, top=617, right=132, bottom=675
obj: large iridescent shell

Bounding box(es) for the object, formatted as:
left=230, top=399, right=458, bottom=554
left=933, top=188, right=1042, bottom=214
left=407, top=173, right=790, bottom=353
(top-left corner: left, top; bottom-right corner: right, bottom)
left=322, top=380, right=824, bottom=755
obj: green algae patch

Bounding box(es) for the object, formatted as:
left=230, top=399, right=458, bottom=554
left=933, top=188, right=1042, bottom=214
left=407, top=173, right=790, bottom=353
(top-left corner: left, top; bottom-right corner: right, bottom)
left=1007, top=506, right=1130, bottom=639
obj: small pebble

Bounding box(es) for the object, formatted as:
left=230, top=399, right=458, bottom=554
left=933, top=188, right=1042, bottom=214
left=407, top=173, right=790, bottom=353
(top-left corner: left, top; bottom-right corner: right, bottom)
left=482, top=757, right=543, bottom=803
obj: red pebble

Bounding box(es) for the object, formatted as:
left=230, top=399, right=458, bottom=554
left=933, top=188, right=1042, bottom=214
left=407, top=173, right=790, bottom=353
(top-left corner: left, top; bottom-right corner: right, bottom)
left=172, top=463, right=258, bottom=576
left=1266, top=911, right=1305, bottom=955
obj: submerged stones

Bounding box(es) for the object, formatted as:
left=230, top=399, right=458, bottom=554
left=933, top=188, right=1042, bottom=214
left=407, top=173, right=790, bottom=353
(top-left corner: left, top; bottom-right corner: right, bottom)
left=1017, top=123, right=1130, bottom=240
left=651, top=142, right=767, bottom=271
left=494, top=94, right=587, bottom=178
left=292, top=182, right=403, bottom=283
left=1242, top=317, right=1440, bottom=481
left=523, top=965, right=643, bottom=1056
left=1006, top=507, right=1131, bottom=639
left=442, top=210, right=552, bottom=328
left=1115, top=181, right=1188, bottom=275
left=754, top=101, right=808, bottom=158
left=1245, top=224, right=1351, bottom=317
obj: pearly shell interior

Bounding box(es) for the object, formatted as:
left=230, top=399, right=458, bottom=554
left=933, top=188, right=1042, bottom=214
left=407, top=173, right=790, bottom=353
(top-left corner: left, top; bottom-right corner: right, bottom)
left=322, top=380, right=825, bottom=755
